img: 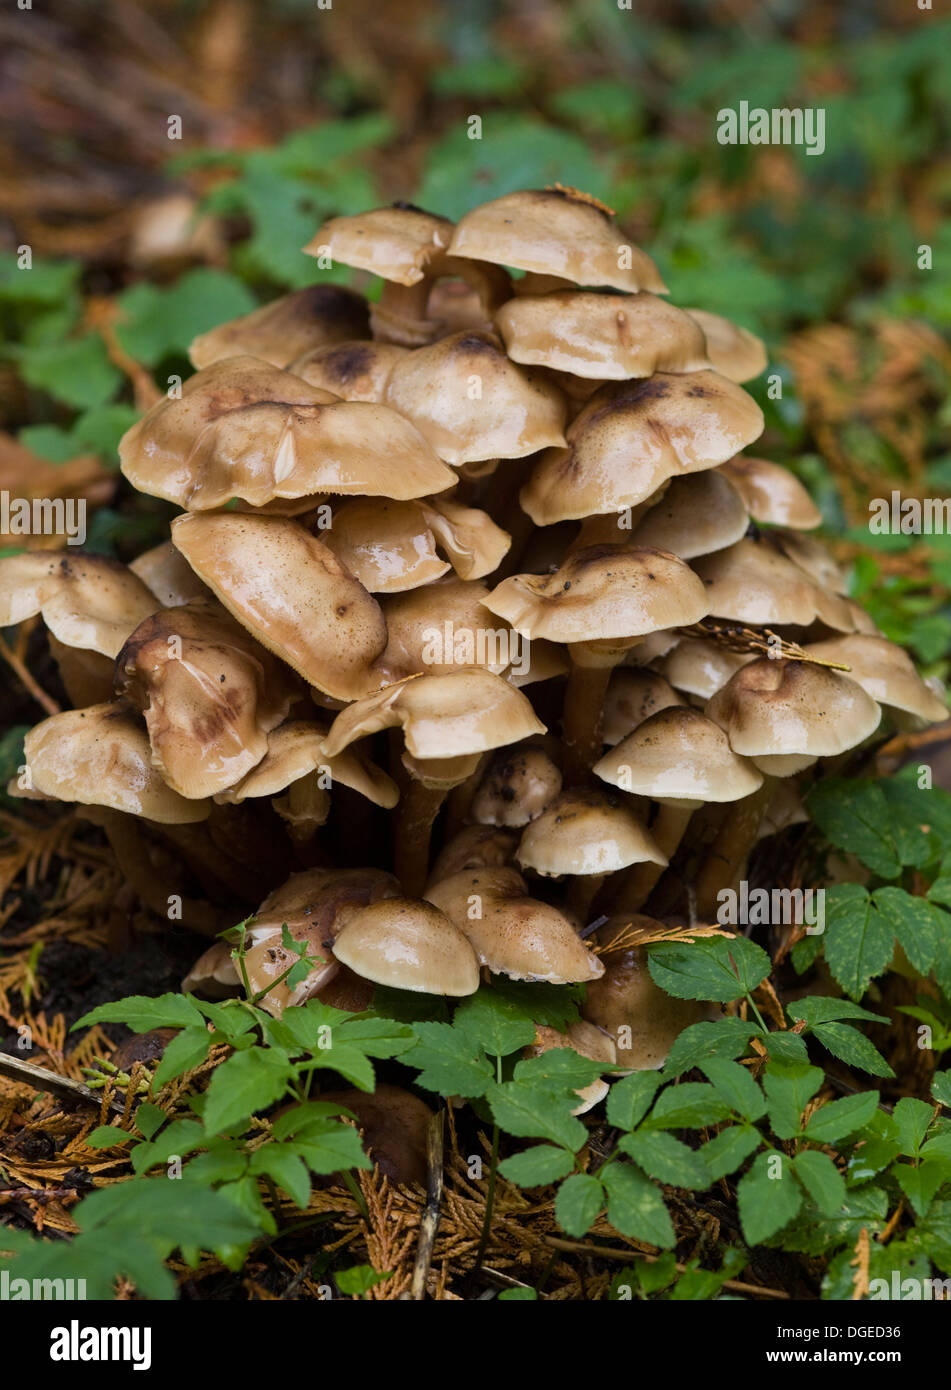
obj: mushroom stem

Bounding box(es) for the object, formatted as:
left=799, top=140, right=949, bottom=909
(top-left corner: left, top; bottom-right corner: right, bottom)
left=394, top=779, right=448, bottom=896
left=694, top=778, right=776, bottom=920
left=609, top=802, right=695, bottom=914
left=373, top=281, right=437, bottom=346
left=96, top=810, right=226, bottom=938
left=562, top=660, right=612, bottom=784
left=566, top=872, right=607, bottom=926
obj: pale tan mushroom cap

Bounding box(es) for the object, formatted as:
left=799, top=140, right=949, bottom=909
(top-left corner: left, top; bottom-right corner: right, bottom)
left=383, top=331, right=567, bottom=466
left=705, top=657, right=882, bottom=762
left=188, top=286, right=370, bottom=370
left=130, top=540, right=210, bottom=607
left=595, top=706, right=763, bottom=802
left=182, top=940, right=240, bottom=999
left=524, top=1021, right=616, bottom=1113
left=773, top=530, right=847, bottom=593
left=171, top=512, right=387, bottom=701
left=304, top=206, right=454, bottom=285
left=685, top=309, right=768, bottom=383
left=332, top=897, right=480, bottom=995
left=216, top=720, right=398, bottom=808
left=448, top=188, right=666, bottom=294
left=0, top=552, right=158, bottom=659
left=321, top=669, right=545, bottom=762
left=24, top=704, right=210, bottom=823
left=517, top=789, right=666, bottom=877
left=425, top=867, right=603, bottom=984
left=602, top=669, right=686, bottom=745
left=288, top=340, right=408, bottom=401
left=719, top=456, right=822, bottom=530
left=693, top=536, right=856, bottom=630
left=520, top=370, right=764, bottom=524
left=803, top=635, right=948, bottom=726
left=470, top=746, right=563, bottom=827
left=659, top=638, right=754, bottom=700
left=120, top=357, right=456, bottom=509
left=428, top=825, right=518, bottom=885
left=631, top=471, right=749, bottom=559
left=115, top=598, right=298, bottom=800
left=485, top=544, right=709, bottom=643
left=495, top=291, right=709, bottom=379
left=379, top=578, right=513, bottom=679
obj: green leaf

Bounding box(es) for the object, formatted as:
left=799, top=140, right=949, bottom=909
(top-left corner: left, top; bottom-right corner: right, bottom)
left=809, top=1022, right=895, bottom=1078
left=115, top=268, right=256, bottom=365
left=647, top=936, right=771, bottom=1003
left=74, top=993, right=203, bottom=1033
left=498, top=1145, right=576, bottom=1188
left=248, top=1146, right=311, bottom=1208
left=803, top=1090, right=880, bottom=1144
left=662, top=1018, right=759, bottom=1077
left=891, top=1161, right=947, bottom=1218
left=153, top=1025, right=214, bottom=1087
left=133, top=1103, right=167, bottom=1141
left=793, top=1151, right=847, bottom=1214
left=498, top=1287, right=537, bottom=1301
left=77, top=1177, right=262, bottom=1257
left=789, top=997, right=889, bottom=1027
left=601, top=1164, right=675, bottom=1248
left=873, top=886, right=940, bottom=973
left=332, top=1016, right=417, bottom=1059
left=643, top=1082, right=731, bottom=1131
left=453, top=989, right=538, bottom=1057
left=512, top=1049, right=605, bottom=1093
left=699, top=1125, right=762, bottom=1181
left=606, top=1072, right=663, bottom=1131
left=486, top=1080, right=587, bottom=1152
left=290, top=1119, right=373, bottom=1176
left=202, top=1046, right=295, bottom=1135
left=619, top=1132, right=710, bottom=1188
left=823, top=885, right=895, bottom=1000
left=270, top=1101, right=358, bottom=1139
left=737, top=1152, right=803, bottom=1244
left=84, top=1124, right=134, bottom=1150
left=808, top=779, right=902, bottom=878
left=933, top=1071, right=951, bottom=1108
left=762, top=1061, right=824, bottom=1140
left=487, top=979, right=584, bottom=1032
left=404, top=1022, right=494, bottom=1098
left=699, top=1058, right=767, bottom=1120
left=130, top=1119, right=206, bottom=1176
left=893, top=1096, right=934, bottom=1157
left=762, top=1031, right=810, bottom=1063
left=336, top=1263, right=391, bottom=1296
left=555, top=1173, right=604, bottom=1237
left=16, top=335, right=122, bottom=410
left=779, top=1183, right=889, bottom=1256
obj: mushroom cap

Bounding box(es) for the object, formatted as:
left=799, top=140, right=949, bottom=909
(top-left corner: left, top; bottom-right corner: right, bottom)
left=183, top=941, right=240, bottom=999
left=170, top=512, right=387, bottom=701
left=317, top=1085, right=434, bottom=1187
left=631, top=470, right=749, bottom=559
left=583, top=918, right=710, bottom=1068
left=383, top=330, right=566, bottom=465
left=23, top=703, right=210, bottom=823
left=47, top=636, right=116, bottom=708
left=495, top=291, right=709, bottom=379
left=304, top=205, right=454, bottom=286
left=189, top=285, right=370, bottom=370
left=288, top=340, right=408, bottom=402
left=602, top=669, right=686, bottom=745
left=332, top=897, right=480, bottom=995
left=516, top=788, right=667, bottom=877
left=427, top=825, right=518, bottom=885
left=130, top=540, right=210, bottom=608
left=705, top=657, right=882, bottom=767
left=595, top=706, right=763, bottom=803
left=470, top=746, right=563, bottom=827
left=524, top=1021, right=617, bottom=1114
left=321, top=669, right=546, bottom=762
left=684, top=309, right=768, bottom=383
left=803, top=634, right=949, bottom=728
left=659, top=638, right=754, bottom=700
left=772, top=530, right=847, bottom=593
left=425, top=867, right=604, bottom=984
left=379, top=578, right=514, bottom=679
left=448, top=188, right=666, bottom=294
left=484, top=544, right=709, bottom=643
left=115, top=598, right=298, bottom=800
left=120, top=356, right=456, bottom=509
left=719, top=456, right=822, bottom=530
left=0, top=552, right=158, bottom=659
left=693, top=536, right=856, bottom=630
left=216, top=720, right=399, bottom=809
left=520, top=371, right=764, bottom=524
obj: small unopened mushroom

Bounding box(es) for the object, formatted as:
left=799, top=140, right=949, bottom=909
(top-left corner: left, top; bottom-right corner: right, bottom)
left=425, top=866, right=603, bottom=984
left=802, top=634, right=948, bottom=730
left=684, top=309, right=768, bottom=383
left=316, top=1085, right=434, bottom=1186
left=23, top=704, right=210, bottom=823
left=470, top=745, right=562, bottom=827
left=332, top=897, right=480, bottom=995
left=718, top=456, right=822, bottom=530
left=189, top=285, right=370, bottom=370
left=523, top=1021, right=617, bottom=1114
left=0, top=552, right=158, bottom=659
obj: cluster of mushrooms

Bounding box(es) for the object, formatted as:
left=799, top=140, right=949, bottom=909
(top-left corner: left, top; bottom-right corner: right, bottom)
left=3, top=186, right=947, bottom=1120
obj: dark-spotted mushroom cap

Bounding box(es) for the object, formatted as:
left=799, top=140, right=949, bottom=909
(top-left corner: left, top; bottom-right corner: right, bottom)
left=495, top=291, right=709, bottom=379
left=517, top=788, right=666, bottom=878
left=425, top=866, right=603, bottom=984
left=706, top=657, right=882, bottom=775
left=719, top=456, right=822, bottom=530
left=171, top=512, right=388, bottom=701
left=470, top=745, right=562, bottom=827
left=288, top=340, right=408, bottom=402
left=23, top=704, right=210, bottom=823
left=520, top=371, right=764, bottom=525
left=448, top=187, right=666, bottom=294
left=332, top=897, right=480, bottom=995
left=684, top=309, right=768, bottom=383
left=120, top=356, right=456, bottom=510
left=803, top=634, right=948, bottom=730
left=602, top=669, right=686, bottom=746
left=0, top=552, right=158, bottom=659
left=189, top=286, right=370, bottom=370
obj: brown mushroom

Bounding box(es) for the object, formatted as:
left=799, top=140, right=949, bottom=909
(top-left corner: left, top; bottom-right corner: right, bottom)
left=332, top=897, right=480, bottom=995
left=684, top=309, right=768, bottom=383
left=189, top=285, right=370, bottom=370
left=523, top=1021, right=617, bottom=1113
left=0, top=552, right=158, bottom=659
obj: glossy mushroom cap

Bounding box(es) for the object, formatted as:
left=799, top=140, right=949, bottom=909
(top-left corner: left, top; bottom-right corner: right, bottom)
left=0, top=552, right=158, bottom=659
left=521, top=371, right=764, bottom=524
left=23, top=704, right=210, bottom=823
left=383, top=331, right=566, bottom=465
left=684, top=309, right=768, bottom=383
left=288, top=340, right=408, bottom=402
left=631, top=471, right=749, bottom=559
left=427, top=825, right=518, bottom=884
left=485, top=544, right=709, bottom=644
left=803, top=634, right=948, bottom=729
left=332, top=897, right=480, bottom=995
left=171, top=512, right=388, bottom=701
left=448, top=187, right=666, bottom=294
left=379, top=578, right=513, bottom=679
left=216, top=720, right=398, bottom=810
left=523, top=1021, right=617, bottom=1114
left=130, top=540, right=210, bottom=608
left=595, top=706, right=763, bottom=804
left=470, top=746, right=562, bottom=827
left=706, top=657, right=882, bottom=774
left=693, top=535, right=856, bottom=631
left=495, top=291, right=709, bottom=379
left=602, top=669, right=686, bottom=745
left=120, top=356, right=456, bottom=510
left=321, top=669, right=545, bottom=763
left=659, top=638, right=754, bottom=700
left=189, top=286, right=370, bottom=370
left=304, top=205, right=454, bottom=285
left=517, top=788, right=666, bottom=877
left=719, top=456, right=822, bottom=530
left=425, top=866, right=603, bottom=983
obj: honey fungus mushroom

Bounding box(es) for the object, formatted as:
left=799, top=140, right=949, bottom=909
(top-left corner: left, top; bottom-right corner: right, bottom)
left=684, top=309, right=768, bottom=383
left=189, top=285, right=371, bottom=370
left=332, top=897, right=480, bottom=995
left=0, top=552, right=158, bottom=660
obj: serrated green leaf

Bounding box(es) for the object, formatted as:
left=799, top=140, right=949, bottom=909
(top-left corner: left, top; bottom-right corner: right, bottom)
left=486, top=1080, right=587, bottom=1151
left=133, top=1103, right=167, bottom=1141
left=332, top=1016, right=417, bottom=1059
left=647, top=936, right=770, bottom=1003
left=618, top=1131, right=710, bottom=1188
left=290, top=1119, right=373, bottom=1176
left=453, top=990, right=538, bottom=1057
left=873, top=886, right=940, bottom=973
left=74, top=993, right=203, bottom=1033
left=699, top=1058, right=767, bottom=1120
left=808, top=779, right=902, bottom=878
left=248, top=1146, right=311, bottom=1208
left=793, top=1150, right=847, bottom=1214
left=606, top=1071, right=663, bottom=1131
left=803, top=1090, right=880, bottom=1144
left=762, top=1061, right=824, bottom=1139
left=336, top=1262, right=392, bottom=1296
left=762, top=1031, right=810, bottom=1063
left=404, top=1022, right=494, bottom=1098
left=601, top=1164, right=675, bottom=1248
left=823, top=884, right=895, bottom=1000
left=512, top=1049, right=605, bottom=1093
left=555, top=1173, right=604, bottom=1237
left=737, top=1152, right=803, bottom=1244
left=643, top=1082, right=731, bottom=1131
left=933, top=1071, right=951, bottom=1108
left=891, top=1160, right=947, bottom=1218
left=810, top=1022, right=895, bottom=1078
left=17, top=335, right=122, bottom=410
left=84, top=1124, right=134, bottom=1150
left=893, top=1096, right=934, bottom=1157
left=498, top=1145, right=575, bottom=1188
left=662, top=1018, right=759, bottom=1077
left=152, top=1025, right=214, bottom=1087
left=202, top=1047, right=294, bottom=1135
left=699, top=1124, right=762, bottom=1181
left=789, top=997, right=889, bottom=1026
left=130, top=1119, right=206, bottom=1176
